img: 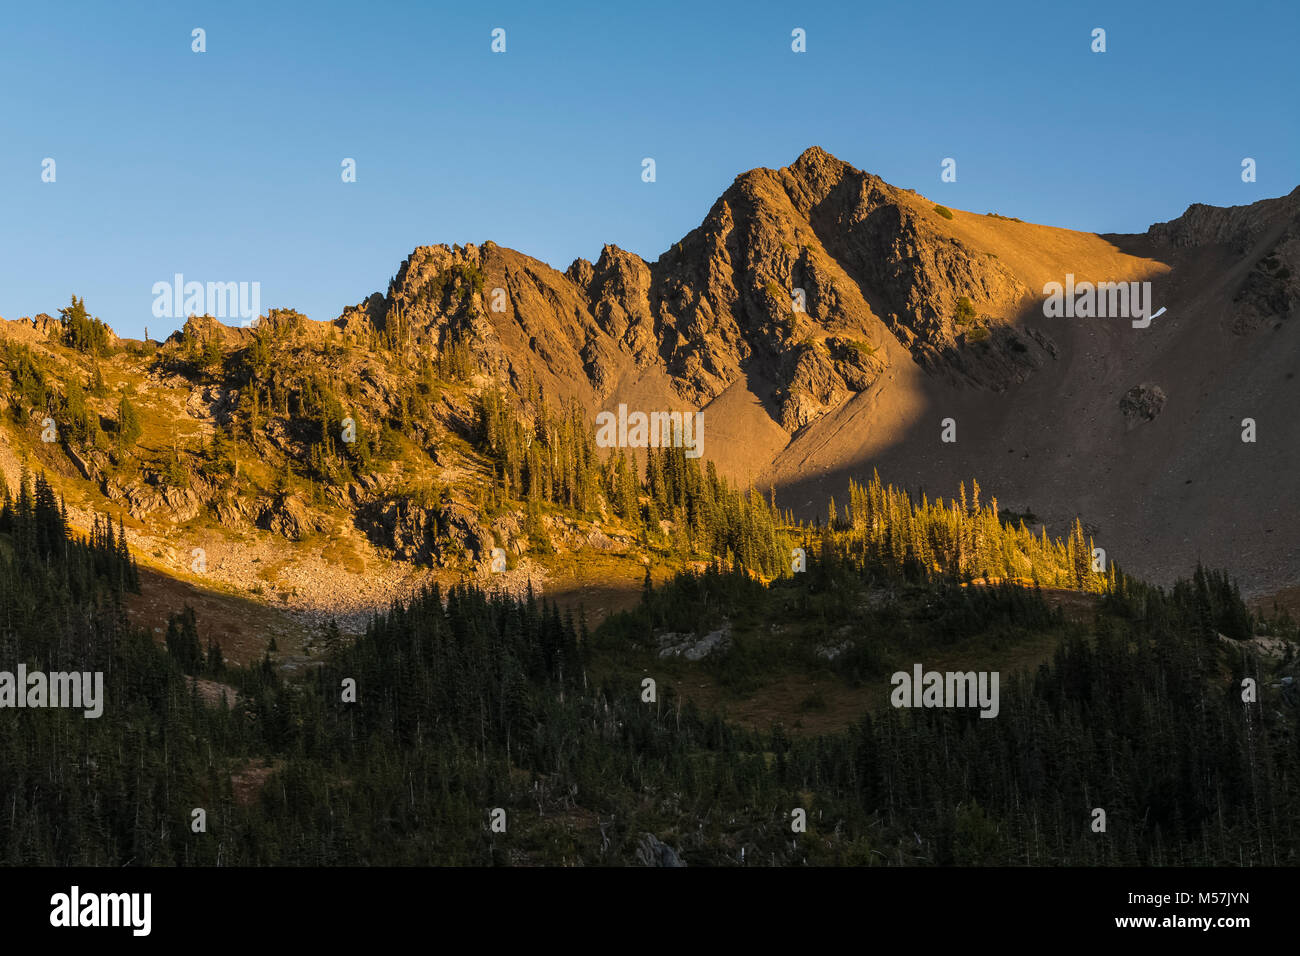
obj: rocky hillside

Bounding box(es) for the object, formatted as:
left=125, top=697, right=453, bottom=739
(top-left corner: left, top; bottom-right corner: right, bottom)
left=2, top=147, right=1298, bottom=633
left=344, top=148, right=1055, bottom=433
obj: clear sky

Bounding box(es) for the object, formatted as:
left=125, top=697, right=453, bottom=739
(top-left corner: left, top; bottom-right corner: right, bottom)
left=2, top=0, right=1296, bottom=339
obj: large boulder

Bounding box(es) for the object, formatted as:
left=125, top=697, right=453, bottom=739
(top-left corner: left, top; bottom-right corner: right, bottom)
left=635, top=833, right=686, bottom=867
left=1119, top=383, right=1167, bottom=426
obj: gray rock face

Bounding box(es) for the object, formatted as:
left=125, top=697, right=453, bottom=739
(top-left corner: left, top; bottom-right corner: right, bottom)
left=256, top=493, right=325, bottom=541
left=816, top=640, right=852, bottom=661
left=436, top=501, right=494, bottom=565
left=212, top=496, right=250, bottom=528
left=106, top=473, right=203, bottom=523
left=657, top=622, right=732, bottom=661
left=362, top=498, right=494, bottom=567
left=186, top=384, right=239, bottom=427
left=635, top=833, right=686, bottom=867
left=31, top=313, right=59, bottom=338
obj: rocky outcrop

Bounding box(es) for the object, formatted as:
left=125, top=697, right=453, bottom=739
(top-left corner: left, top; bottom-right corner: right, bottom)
left=657, top=621, right=732, bottom=661
left=256, top=494, right=327, bottom=541
left=185, top=385, right=240, bottom=427
left=212, top=496, right=251, bottom=528
left=345, top=146, right=1055, bottom=436
left=63, top=444, right=95, bottom=481
left=635, top=833, right=686, bottom=867
left=1146, top=187, right=1300, bottom=335
left=1230, top=227, right=1299, bottom=333
left=105, top=476, right=204, bottom=523
left=570, top=245, right=660, bottom=370
left=1147, top=186, right=1300, bottom=253
left=362, top=499, right=496, bottom=568
left=167, top=313, right=256, bottom=349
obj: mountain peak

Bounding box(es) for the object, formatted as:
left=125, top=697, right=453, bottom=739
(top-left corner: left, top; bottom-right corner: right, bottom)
left=728, top=147, right=857, bottom=195
left=789, top=145, right=843, bottom=171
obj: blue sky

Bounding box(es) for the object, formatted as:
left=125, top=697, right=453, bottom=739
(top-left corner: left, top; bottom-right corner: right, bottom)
left=1, top=0, right=1296, bottom=339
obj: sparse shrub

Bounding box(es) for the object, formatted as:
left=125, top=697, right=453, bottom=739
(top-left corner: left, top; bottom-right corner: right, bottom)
left=933, top=204, right=954, bottom=220
left=954, top=296, right=977, bottom=325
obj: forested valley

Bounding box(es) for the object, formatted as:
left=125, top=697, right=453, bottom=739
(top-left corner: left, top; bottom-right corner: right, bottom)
left=1, top=468, right=1296, bottom=866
